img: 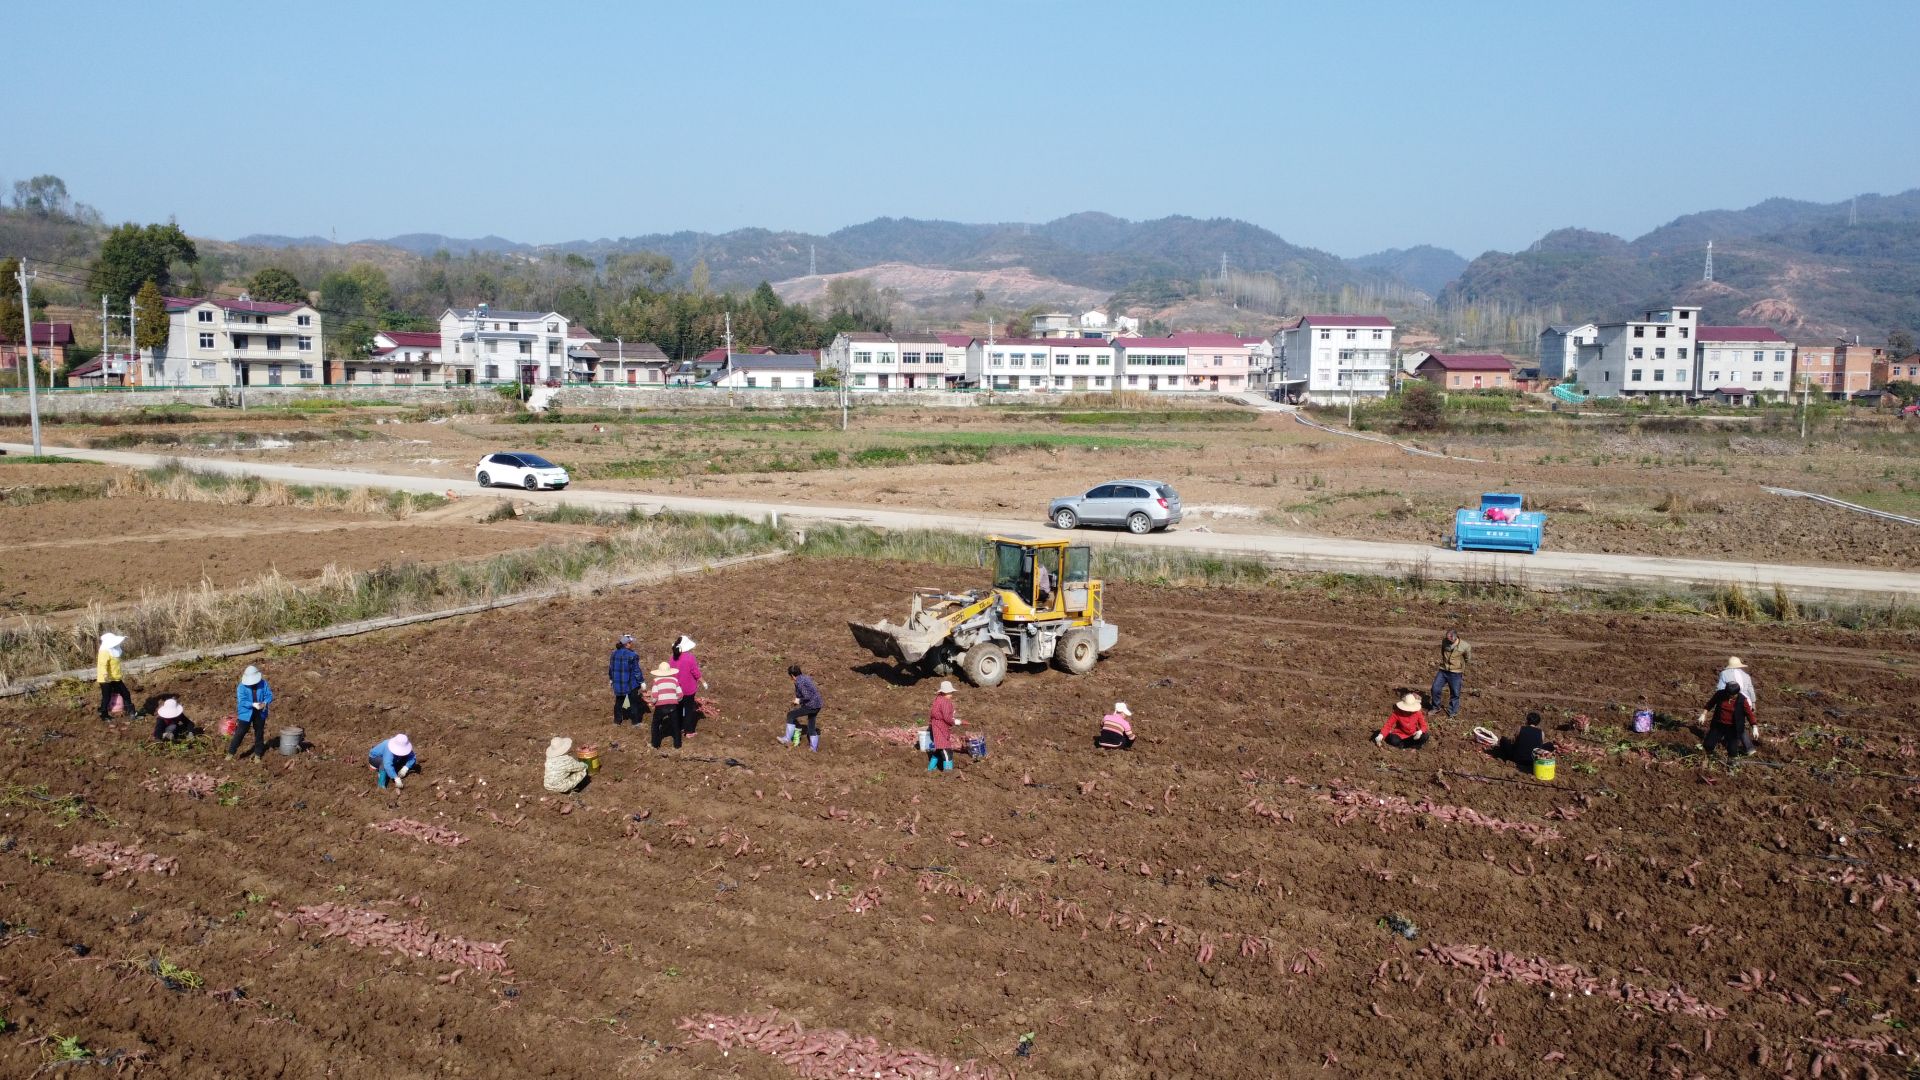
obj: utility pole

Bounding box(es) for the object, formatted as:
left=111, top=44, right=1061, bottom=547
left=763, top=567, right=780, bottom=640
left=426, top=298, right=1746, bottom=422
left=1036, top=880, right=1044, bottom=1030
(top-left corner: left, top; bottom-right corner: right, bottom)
left=127, top=293, right=138, bottom=386
left=17, top=260, right=43, bottom=454
left=101, top=294, right=110, bottom=356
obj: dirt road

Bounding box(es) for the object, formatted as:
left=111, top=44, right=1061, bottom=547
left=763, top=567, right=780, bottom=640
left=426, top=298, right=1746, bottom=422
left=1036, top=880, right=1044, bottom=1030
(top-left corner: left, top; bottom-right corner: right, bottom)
left=9, top=441, right=1918, bottom=604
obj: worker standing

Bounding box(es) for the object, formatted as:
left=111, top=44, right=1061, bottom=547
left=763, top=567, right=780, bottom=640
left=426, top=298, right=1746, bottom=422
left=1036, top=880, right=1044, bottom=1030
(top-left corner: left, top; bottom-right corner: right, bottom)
left=645, top=661, right=686, bottom=750
left=1376, top=692, right=1430, bottom=750
left=1429, top=629, right=1471, bottom=721
left=783, top=664, right=823, bottom=751
left=229, top=665, right=273, bottom=761
left=671, top=635, right=706, bottom=737
left=608, top=634, right=642, bottom=727
left=1698, top=683, right=1756, bottom=762
left=927, top=680, right=962, bottom=772
left=1716, top=656, right=1756, bottom=711
left=95, top=632, right=135, bottom=722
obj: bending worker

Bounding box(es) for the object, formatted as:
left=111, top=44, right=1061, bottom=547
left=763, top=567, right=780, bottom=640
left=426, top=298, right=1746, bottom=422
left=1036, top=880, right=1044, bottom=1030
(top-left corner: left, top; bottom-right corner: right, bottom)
left=1095, top=702, right=1135, bottom=750
left=1376, top=692, right=1430, bottom=750
left=369, top=734, right=416, bottom=788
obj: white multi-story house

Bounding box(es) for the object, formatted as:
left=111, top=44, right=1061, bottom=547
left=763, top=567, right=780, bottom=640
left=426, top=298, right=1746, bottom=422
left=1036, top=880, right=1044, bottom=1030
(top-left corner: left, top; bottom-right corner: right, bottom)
left=341, top=330, right=444, bottom=385
left=150, top=296, right=324, bottom=386
left=1040, top=338, right=1116, bottom=392
left=1572, top=305, right=1701, bottom=400
left=1537, top=323, right=1597, bottom=380
left=891, top=334, right=968, bottom=389
left=825, top=331, right=904, bottom=391
left=439, top=305, right=571, bottom=384
left=1272, top=315, right=1396, bottom=401
left=975, top=338, right=1054, bottom=391
left=1697, top=326, right=1794, bottom=401
left=1031, top=310, right=1140, bottom=341
left=1113, top=337, right=1190, bottom=392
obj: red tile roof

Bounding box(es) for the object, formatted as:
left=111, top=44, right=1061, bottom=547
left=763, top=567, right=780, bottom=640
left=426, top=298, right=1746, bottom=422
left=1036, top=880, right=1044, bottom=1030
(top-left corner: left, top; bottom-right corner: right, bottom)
left=1420, top=353, right=1511, bottom=372
left=1300, top=314, right=1393, bottom=328
left=568, top=325, right=593, bottom=338
left=3, top=322, right=74, bottom=347
left=1697, top=326, right=1787, bottom=343
left=936, top=334, right=974, bottom=348
left=694, top=345, right=778, bottom=363
left=1164, top=332, right=1250, bottom=348
left=379, top=331, right=442, bottom=348
left=1111, top=338, right=1185, bottom=350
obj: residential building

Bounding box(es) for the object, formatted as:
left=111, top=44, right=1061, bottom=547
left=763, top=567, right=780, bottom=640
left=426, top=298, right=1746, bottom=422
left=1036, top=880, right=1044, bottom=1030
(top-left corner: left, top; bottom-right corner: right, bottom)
left=709, top=354, right=818, bottom=389
left=824, top=331, right=903, bottom=391
left=561, top=325, right=603, bottom=383
left=1873, top=351, right=1919, bottom=387
left=1537, top=323, right=1597, bottom=380
left=1113, top=337, right=1192, bottom=392
left=1398, top=350, right=1433, bottom=376
left=1696, top=326, right=1794, bottom=399
left=1571, top=305, right=1700, bottom=400
left=0, top=322, right=74, bottom=377
left=590, top=341, right=672, bottom=386
left=150, top=296, right=324, bottom=386
left=339, top=330, right=445, bottom=385
left=891, top=334, right=965, bottom=389
left=1242, top=337, right=1275, bottom=391
left=438, top=305, right=571, bottom=384
left=1272, top=315, right=1397, bottom=401
left=933, top=334, right=975, bottom=388
left=975, top=338, right=1063, bottom=391
left=1413, top=353, right=1512, bottom=390
left=1156, top=333, right=1256, bottom=393
left=1031, top=309, right=1139, bottom=341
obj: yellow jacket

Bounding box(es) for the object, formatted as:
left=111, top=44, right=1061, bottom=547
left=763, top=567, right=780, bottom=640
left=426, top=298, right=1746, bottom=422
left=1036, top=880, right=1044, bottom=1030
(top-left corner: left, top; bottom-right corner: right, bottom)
left=96, top=649, right=123, bottom=684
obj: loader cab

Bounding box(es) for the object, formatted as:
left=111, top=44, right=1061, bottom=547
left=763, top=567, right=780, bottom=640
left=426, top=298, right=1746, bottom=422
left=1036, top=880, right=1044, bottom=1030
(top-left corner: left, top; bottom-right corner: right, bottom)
left=990, top=537, right=1094, bottom=620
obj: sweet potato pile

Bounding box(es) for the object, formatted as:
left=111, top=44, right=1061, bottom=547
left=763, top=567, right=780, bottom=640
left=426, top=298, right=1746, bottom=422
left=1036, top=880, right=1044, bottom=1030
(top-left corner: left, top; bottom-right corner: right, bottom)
left=141, top=773, right=223, bottom=798
left=1314, top=781, right=1563, bottom=845
left=1420, top=943, right=1726, bottom=1019
left=677, top=1009, right=995, bottom=1079
left=367, top=819, right=469, bottom=848
left=67, top=841, right=178, bottom=879
left=281, top=903, right=509, bottom=974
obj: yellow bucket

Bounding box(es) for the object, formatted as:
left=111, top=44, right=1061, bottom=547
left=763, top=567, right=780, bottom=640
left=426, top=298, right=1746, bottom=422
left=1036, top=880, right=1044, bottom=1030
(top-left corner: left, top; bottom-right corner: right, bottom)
left=1532, top=749, right=1556, bottom=782
left=580, top=749, right=602, bottom=774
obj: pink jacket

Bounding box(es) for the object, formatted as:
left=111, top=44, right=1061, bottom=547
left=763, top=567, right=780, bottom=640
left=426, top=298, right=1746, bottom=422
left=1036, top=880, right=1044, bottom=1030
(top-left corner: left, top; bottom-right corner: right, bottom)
left=929, top=696, right=959, bottom=750
left=673, top=652, right=702, bottom=695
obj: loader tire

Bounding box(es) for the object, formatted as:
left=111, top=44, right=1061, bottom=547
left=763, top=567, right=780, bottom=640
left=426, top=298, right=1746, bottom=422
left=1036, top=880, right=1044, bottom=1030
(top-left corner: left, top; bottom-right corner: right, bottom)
left=961, top=642, right=1007, bottom=688
left=1054, top=628, right=1098, bottom=674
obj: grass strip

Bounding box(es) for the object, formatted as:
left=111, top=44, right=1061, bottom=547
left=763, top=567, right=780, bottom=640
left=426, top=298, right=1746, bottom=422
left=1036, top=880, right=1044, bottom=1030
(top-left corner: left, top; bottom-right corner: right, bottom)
left=111, top=461, right=446, bottom=517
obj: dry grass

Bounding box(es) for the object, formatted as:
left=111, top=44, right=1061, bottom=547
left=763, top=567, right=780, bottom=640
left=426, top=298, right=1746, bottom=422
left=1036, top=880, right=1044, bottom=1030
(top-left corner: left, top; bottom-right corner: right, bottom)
left=107, top=462, right=445, bottom=519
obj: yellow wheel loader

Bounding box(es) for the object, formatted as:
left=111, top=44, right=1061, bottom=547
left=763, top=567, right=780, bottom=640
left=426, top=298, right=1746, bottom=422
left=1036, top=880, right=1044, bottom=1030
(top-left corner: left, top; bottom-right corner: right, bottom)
left=848, top=535, right=1118, bottom=687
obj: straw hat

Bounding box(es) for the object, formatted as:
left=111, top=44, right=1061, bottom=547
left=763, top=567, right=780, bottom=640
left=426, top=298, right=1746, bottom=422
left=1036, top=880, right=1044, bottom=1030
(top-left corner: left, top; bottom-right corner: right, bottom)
left=240, top=665, right=263, bottom=686
left=387, top=734, right=413, bottom=757
left=1396, top=692, right=1423, bottom=712
left=1724, top=656, right=1745, bottom=670
left=937, top=680, right=956, bottom=695
left=1114, top=702, right=1132, bottom=717
left=652, top=661, right=676, bottom=678
left=618, top=634, right=634, bottom=646
left=156, top=699, right=184, bottom=720
left=676, top=635, right=697, bottom=652
left=547, top=736, right=574, bottom=758
left=99, top=632, right=125, bottom=651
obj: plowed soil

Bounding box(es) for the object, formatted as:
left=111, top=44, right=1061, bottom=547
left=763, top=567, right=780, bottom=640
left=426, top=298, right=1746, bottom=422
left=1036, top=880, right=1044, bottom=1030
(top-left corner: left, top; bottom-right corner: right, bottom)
left=3, top=558, right=1917, bottom=1077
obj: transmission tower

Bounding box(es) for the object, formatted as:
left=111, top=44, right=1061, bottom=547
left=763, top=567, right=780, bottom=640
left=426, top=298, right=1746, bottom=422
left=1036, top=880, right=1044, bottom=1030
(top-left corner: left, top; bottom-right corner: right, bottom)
left=1702, top=240, right=1714, bottom=283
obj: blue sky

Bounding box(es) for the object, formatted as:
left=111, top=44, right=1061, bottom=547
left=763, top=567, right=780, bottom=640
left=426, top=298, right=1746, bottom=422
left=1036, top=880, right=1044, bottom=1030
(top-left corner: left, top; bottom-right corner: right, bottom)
left=11, top=0, right=1919, bottom=257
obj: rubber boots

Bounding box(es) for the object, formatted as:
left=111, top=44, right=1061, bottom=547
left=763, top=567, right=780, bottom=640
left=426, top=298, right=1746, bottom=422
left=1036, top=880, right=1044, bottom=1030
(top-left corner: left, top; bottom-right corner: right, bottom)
left=926, top=756, right=939, bottom=772
left=808, top=735, right=818, bottom=752
left=940, top=755, right=953, bottom=772
left=780, top=723, right=796, bottom=747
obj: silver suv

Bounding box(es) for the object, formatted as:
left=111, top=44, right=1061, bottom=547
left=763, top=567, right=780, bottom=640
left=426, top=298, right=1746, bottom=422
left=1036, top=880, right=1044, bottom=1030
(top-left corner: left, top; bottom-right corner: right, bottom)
left=1049, top=480, right=1182, bottom=534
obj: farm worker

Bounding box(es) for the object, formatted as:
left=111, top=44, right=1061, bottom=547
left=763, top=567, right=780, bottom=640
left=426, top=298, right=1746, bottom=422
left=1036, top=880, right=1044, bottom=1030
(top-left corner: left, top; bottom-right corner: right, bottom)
left=927, top=680, right=962, bottom=772
left=608, top=634, right=642, bottom=727
left=783, top=664, right=824, bottom=751
left=671, top=635, right=706, bottom=736
left=1034, top=557, right=1054, bottom=607
left=95, top=632, right=135, bottom=722
left=1715, top=656, right=1757, bottom=712
left=1095, top=702, right=1135, bottom=750
left=368, top=734, right=416, bottom=789
left=1698, top=683, right=1756, bottom=762
left=1376, top=692, right=1430, bottom=750
left=1429, top=630, right=1471, bottom=721
left=229, top=666, right=273, bottom=761
left=543, top=736, right=591, bottom=794
left=1496, top=712, right=1553, bottom=768
left=151, top=697, right=195, bottom=742
left=644, top=661, right=685, bottom=750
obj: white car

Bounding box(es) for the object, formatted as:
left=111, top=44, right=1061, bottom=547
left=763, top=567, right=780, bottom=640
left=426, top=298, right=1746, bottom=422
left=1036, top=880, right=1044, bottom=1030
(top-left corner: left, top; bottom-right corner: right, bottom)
left=475, top=452, right=570, bottom=490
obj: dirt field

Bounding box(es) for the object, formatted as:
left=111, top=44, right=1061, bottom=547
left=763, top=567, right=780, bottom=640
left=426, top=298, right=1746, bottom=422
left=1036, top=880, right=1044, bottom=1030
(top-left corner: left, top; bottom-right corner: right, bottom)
left=80, top=402, right=1920, bottom=570
left=0, top=494, right=584, bottom=616
left=3, top=557, right=1918, bottom=1077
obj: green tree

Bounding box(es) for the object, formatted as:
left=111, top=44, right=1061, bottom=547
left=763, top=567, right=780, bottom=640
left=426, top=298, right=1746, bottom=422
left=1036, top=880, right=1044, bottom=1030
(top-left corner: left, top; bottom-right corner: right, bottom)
left=133, top=281, right=170, bottom=352
left=689, top=258, right=712, bottom=295
left=1884, top=380, right=1920, bottom=405
left=329, top=320, right=377, bottom=363
left=1397, top=380, right=1444, bottom=431
left=90, top=223, right=197, bottom=310
left=11, top=174, right=71, bottom=217
left=318, top=264, right=393, bottom=319
left=1888, top=329, right=1915, bottom=358
left=0, top=258, right=23, bottom=346
left=246, top=267, right=306, bottom=304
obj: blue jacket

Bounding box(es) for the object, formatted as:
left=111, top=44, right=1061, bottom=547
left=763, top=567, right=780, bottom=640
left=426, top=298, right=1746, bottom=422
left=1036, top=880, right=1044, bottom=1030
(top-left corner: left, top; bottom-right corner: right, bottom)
left=609, top=646, right=642, bottom=695
left=368, top=741, right=415, bottom=786
left=236, top=680, right=273, bottom=724
left=793, top=674, right=823, bottom=711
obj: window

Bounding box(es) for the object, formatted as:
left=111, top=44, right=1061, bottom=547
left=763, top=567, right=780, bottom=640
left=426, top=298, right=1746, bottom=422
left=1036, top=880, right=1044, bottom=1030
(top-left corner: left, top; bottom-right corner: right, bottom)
left=1631, top=347, right=1643, bottom=359
left=518, top=341, right=531, bottom=356
left=1675, top=370, right=1685, bottom=382
left=1752, top=351, right=1764, bottom=363
left=198, top=333, right=214, bottom=348
left=297, top=336, right=312, bottom=351
left=902, top=352, right=920, bottom=365
left=487, top=340, right=498, bottom=354
left=547, top=322, right=558, bottom=333
left=1677, top=348, right=1687, bottom=359
left=1679, top=327, right=1689, bottom=338
left=197, top=309, right=213, bottom=323
left=1371, top=329, right=1383, bottom=341
left=745, top=376, right=757, bottom=388
left=1655, top=347, right=1666, bottom=360
left=1773, top=371, right=1785, bottom=382
left=1127, top=375, right=1139, bottom=386
left=1653, top=370, right=1665, bottom=382
left=1345, top=329, right=1357, bottom=340
left=1076, top=353, right=1090, bottom=366
left=1094, top=376, right=1107, bottom=387
left=1338, top=349, right=1355, bottom=361
left=1751, top=371, right=1762, bottom=383
left=1028, top=376, right=1043, bottom=387
left=1633, top=326, right=1645, bottom=338
left=854, top=373, right=868, bottom=386
left=1632, top=369, right=1644, bottom=381
left=299, top=364, right=313, bottom=380
left=1054, top=376, right=1067, bottom=387
left=233, top=334, right=249, bottom=350
left=266, top=336, right=282, bottom=351
left=1318, top=329, right=1330, bottom=340
left=927, top=352, right=944, bottom=365
left=508, top=322, right=519, bottom=332
left=1097, top=353, right=1109, bottom=365
left=1679, top=310, right=1692, bottom=320
left=771, top=377, right=783, bottom=389
left=1707, top=371, right=1720, bottom=383
left=989, top=352, right=1003, bottom=367
left=1213, top=355, right=1223, bottom=367
left=854, top=351, right=871, bottom=365
left=1656, top=326, right=1667, bottom=339
left=547, top=341, right=558, bottom=355
left=1773, top=350, right=1786, bottom=363
left=484, top=364, right=499, bottom=379
left=297, top=314, right=311, bottom=327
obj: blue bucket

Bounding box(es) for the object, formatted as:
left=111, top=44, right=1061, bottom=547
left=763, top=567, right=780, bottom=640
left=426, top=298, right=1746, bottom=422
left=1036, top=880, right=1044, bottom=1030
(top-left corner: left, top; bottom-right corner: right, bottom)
left=966, top=735, right=988, bottom=758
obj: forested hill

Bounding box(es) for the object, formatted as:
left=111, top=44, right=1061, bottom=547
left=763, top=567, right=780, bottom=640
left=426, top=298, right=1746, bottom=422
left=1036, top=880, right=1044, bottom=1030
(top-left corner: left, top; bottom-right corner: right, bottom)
left=1439, top=189, right=1920, bottom=340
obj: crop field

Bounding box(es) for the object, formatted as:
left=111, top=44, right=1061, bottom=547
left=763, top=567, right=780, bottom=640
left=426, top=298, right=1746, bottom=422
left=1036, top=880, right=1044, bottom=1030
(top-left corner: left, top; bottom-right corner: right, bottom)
left=2, top=556, right=1918, bottom=1076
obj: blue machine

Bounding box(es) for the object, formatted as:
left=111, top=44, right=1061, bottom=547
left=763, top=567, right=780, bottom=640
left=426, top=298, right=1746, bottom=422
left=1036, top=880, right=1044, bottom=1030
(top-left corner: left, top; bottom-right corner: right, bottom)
left=1450, top=493, right=1546, bottom=554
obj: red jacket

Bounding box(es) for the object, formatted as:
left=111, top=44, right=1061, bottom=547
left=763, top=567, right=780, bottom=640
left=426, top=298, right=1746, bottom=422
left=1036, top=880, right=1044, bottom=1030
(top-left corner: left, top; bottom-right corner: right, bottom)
left=929, top=696, right=958, bottom=750
left=1380, top=707, right=1427, bottom=741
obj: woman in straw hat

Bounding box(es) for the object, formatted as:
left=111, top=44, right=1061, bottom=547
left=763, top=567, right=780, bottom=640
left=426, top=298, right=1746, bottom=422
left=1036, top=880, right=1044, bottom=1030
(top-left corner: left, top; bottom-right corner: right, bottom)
left=1375, top=692, right=1430, bottom=749
left=1716, top=656, right=1756, bottom=711
left=543, top=736, right=592, bottom=793
left=1095, top=702, right=1135, bottom=750
left=644, top=661, right=686, bottom=750
left=95, top=632, right=135, bottom=722
left=229, top=665, right=273, bottom=761
left=151, top=696, right=195, bottom=742
left=369, top=733, right=417, bottom=789
left=927, top=681, right=963, bottom=772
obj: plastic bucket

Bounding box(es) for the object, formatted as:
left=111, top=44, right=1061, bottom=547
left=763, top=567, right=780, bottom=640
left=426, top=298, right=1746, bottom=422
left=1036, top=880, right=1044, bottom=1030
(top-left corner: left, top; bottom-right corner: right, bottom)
left=915, top=729, right=933, bottom=752
left=967, top=735, right=988, bottom=758
left=278, top=727, right=304, bottom=756
left=580, top=749, right=602, bottom=774
left=1532, top=749, right=1556, bottom=782
left=219, top=715, right=239, bottom=737
left=1632, top=709, right=1654, bottom=734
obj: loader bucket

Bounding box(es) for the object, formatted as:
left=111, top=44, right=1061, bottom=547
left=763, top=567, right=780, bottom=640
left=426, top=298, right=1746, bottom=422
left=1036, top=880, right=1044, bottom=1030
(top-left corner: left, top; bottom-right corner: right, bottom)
left=848, top=620, right=944, bottom=666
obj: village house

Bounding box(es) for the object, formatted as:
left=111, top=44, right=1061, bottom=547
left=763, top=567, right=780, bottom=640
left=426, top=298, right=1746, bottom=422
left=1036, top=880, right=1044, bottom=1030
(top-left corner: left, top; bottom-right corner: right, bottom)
left=150, top=296, right=324, bottom=387
left=1572, top=305, right=1700, bottom=400
left=824, top=331, right=903, bottom=391
left=590, top=340, right=672, bottom=386
left=1272, top=315, right=1397, bottom=402
left=438, top=305, right=571, bottom=384
left=337, top=330, right=443, bottom=385
left=0, top=322, right=74, bottom=379
left=1413, top=353, right=1513, bottom=390
left=1536, top=323, right=1597, bottom=380
left=708, top=353, right=818, bottom=390
left=1796, top=343, right=1878, bottom=398
left=1873, top=351, right=1918, bottom=387
left=890, top=333, right=965, bottom=389
left=1696, top=326, right=1794, bottom=400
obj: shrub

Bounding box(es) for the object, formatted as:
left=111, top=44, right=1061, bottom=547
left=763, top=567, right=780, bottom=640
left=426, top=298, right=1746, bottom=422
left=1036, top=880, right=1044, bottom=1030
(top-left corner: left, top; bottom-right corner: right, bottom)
left=1397, top=382, right=1443, bottom=431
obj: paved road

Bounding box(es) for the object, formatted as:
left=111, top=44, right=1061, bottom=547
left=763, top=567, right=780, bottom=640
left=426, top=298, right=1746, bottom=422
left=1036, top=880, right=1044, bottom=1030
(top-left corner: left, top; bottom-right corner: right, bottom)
left=9, top=441, right=1919, bottom=605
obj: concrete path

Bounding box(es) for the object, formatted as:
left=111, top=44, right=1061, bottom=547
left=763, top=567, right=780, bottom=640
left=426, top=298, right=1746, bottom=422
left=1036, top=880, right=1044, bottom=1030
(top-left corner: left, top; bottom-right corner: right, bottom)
left=9, top=441, right=1919, bottom=605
